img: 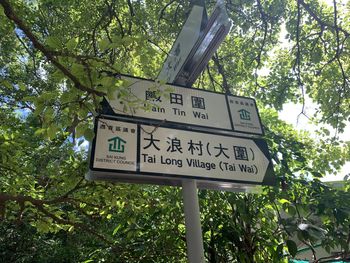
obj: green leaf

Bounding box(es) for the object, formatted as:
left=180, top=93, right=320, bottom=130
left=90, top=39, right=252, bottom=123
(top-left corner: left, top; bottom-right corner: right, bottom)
left=36, top=220, right=51, bottom=233
left=66, top=37, right=79, bottom=51
left=99, top=38, right=110, bottom=51
left=18, top=83, right=26, bottom=91
left=46, top=36, right=62, bottom=49
left=76, top=123, right=88, bottom=138
left=286, top=205, right=296, bottom=216
left=2, top=80, right=12, bottom=89
left=99, top=76, right=115, bottom=89
left=71, top=63, right=85, bottom=78
left=41, top=92, right=56, bottom=101
left=278, top=198, right=290, bottom=204
left=313, top=172, right=323, bottom=178
left=287, top=240, right=298, bottom=257
left=34, top=100, right=44, bottom=116
left=34, top=128, right=46, bottom=136
left=121, top=36, right=133, bottom=46
left=22, top=96, right=35, bottom=102
left=47, top=124, right=58, bottom=139
left=112, top=224, right=122, bottom=236
left=44, top=107, right=54, bottom=121
left=84, top=128, right=94, bottom=142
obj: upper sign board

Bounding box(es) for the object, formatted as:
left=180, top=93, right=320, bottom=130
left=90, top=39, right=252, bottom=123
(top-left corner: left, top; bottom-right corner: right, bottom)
left=157, top=5, right=206, bottom=84
left=173, top=1, right=232, bottom=87
left=158, top=1, right=232, bottom=87
left=88, top=117, right=275, bottom=190
left=227, top=96, right=264, bottom=135
left=104, top=76, right=264, bottom=135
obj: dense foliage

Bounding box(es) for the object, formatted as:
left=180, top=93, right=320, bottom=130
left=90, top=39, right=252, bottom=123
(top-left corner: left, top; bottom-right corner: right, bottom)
left=0, top=0, right=350, bottom=262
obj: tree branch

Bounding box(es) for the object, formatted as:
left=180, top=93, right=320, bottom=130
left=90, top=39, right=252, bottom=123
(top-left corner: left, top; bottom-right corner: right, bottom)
left=126, top=0, right=134, bottom=35
left=212, top=52, right=230, bottom=94
left=313, top=251, right=349, bottom=262
left=35, top=203, right=115, bottom=246
left=332, top=0, right=347, bottom=137
left=255, top=0, right=268, bottom=68
left=294, top=0, right=307, bottom=122
left=0, top=0, right=106, bottom=97
left=0, top=186, right=116, bottom=247
left=158, top=0, right=176, bottom=25
left=299, top=0, right=350, bottom=37
left=206, top=65, right=218, bottom=92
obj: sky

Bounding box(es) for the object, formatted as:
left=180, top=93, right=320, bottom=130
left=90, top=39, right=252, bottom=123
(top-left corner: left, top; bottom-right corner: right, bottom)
left=279, top=100, right=350, bottom=182
left=274, top=0, right=350, bottom=182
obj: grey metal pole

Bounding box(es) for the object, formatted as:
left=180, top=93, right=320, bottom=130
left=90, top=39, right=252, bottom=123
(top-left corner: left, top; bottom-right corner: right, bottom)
left=182, top=179, right=205, bottom=263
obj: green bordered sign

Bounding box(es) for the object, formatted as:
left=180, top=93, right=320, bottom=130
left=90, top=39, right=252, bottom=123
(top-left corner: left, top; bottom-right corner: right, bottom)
left=102, top=75, right=264, bottom=136
left=87, top=117, right=275, bottom=191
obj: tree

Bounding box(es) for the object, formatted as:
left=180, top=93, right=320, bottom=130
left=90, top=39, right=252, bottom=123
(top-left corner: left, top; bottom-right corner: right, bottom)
left=0, top=0, right=349, bottom=262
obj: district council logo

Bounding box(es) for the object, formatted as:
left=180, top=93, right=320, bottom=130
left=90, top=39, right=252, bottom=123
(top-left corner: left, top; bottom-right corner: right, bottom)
left=238, top=109, right=251, bottom=121
left=108, top=136, right=126, bottom=153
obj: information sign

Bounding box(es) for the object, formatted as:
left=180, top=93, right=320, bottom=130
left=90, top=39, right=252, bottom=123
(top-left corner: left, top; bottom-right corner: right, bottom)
left=157, top=1, right=231, bottom=87
left=104, top=76, right=264, bottom=135
left=92, top=120, right=138, bottom=172
left=227, top=96, right=264, bottom=135
left=157, top=5, right=206, bottom=84
left=88, top=117, right=275, bottom=189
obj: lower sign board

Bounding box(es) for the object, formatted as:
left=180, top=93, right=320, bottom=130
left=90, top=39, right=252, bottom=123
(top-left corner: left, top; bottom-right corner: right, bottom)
left=88, top=117, right=275, bottom=191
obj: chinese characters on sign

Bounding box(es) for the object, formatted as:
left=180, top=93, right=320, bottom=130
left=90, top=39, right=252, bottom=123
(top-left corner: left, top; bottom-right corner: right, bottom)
left=90, top=118, right=275, bottom=187
left=192, top=96, right=205, bottom=109
left=170, top=93, right=183, bottom=105
left=144, top=133, right=161, bottom=151
left=139, top=123, right=272, bottom=183
left=148, top=91, right=207, bottom=110
left=105, top=76, right=229, bottom=129
left=143, top=133, right=250, bottom=161
left=93, top=119, right=138, bottom=172
left=99, top=123, right=136, bottom=134
left=105, top=76, right=264, bottom=135
left=145, top=90, right=162, bottom=102
left=228, top=98, right=263, bottom=134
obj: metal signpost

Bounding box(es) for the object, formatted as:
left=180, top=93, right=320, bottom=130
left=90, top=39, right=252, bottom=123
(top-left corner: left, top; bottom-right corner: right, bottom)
left=158, top=1, right=233, bottom=257
left=87, top=1, right=274, bottom=262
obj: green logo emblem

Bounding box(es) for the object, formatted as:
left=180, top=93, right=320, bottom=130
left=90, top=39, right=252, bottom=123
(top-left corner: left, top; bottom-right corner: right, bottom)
left=108, top=136, right=126, bottom=153
left=238, top=109, right=251, bottom=121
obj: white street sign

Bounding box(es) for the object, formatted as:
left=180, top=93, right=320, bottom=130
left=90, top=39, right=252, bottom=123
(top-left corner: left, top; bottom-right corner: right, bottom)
left=227, top=96, right=264, bottom=135
left=104, top=76, right=264, bottom=135
left=89, top=118, right=275, bottom=187
left=158, top=5, right=205, bottom=84
left=140, top=124, right=269, bottom=183
left=157, top=1, right=232, bottom=87
left=174, top=0, right=232, bottom=86
left=92, top=119, right=137, bottom=172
